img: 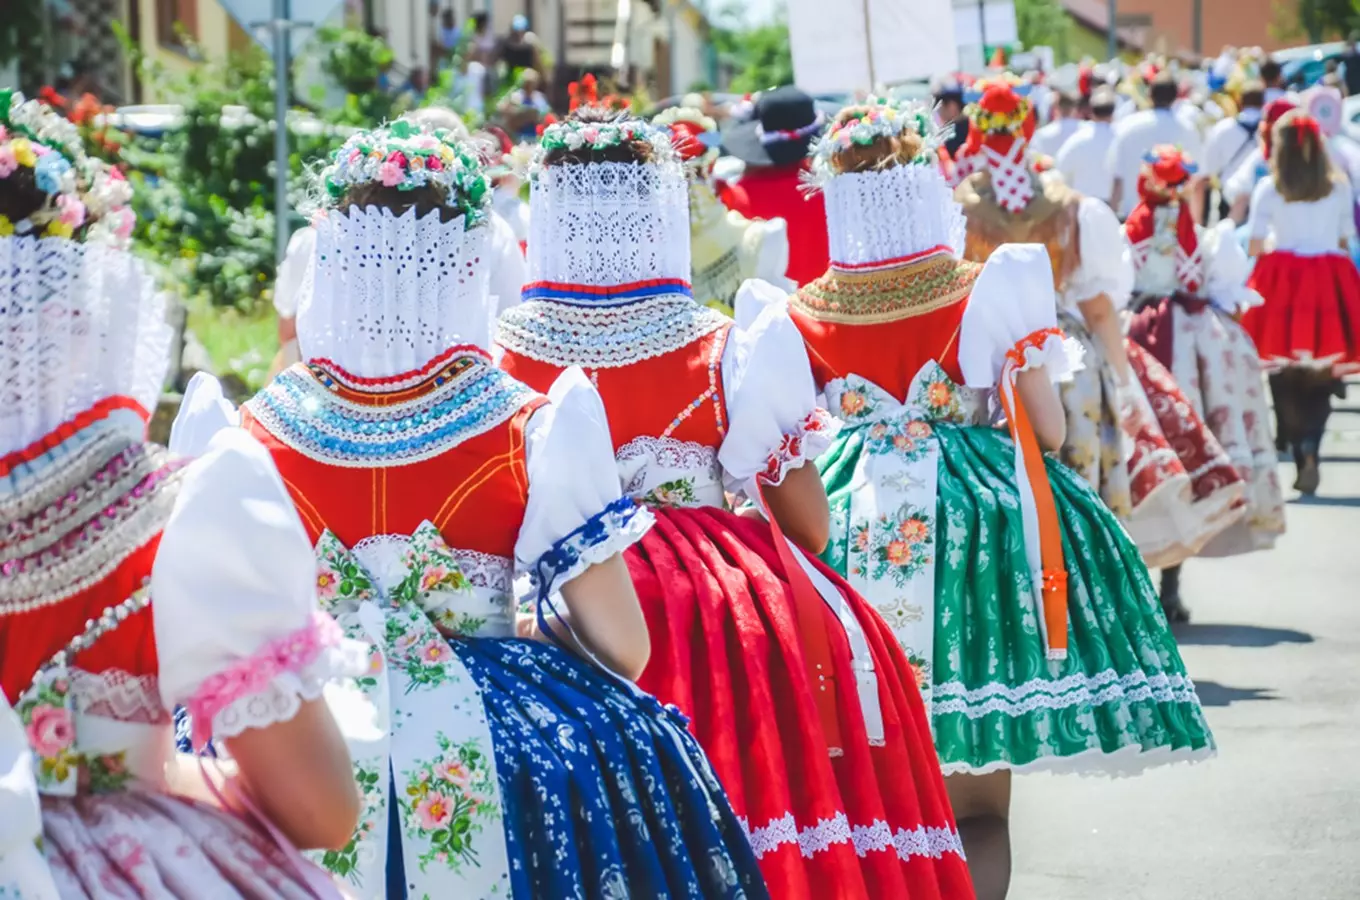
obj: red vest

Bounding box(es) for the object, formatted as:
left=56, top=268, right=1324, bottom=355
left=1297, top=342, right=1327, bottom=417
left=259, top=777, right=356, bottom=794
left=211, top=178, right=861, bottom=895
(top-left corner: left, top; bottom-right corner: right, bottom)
left=721, top=163, right=829, bottom=288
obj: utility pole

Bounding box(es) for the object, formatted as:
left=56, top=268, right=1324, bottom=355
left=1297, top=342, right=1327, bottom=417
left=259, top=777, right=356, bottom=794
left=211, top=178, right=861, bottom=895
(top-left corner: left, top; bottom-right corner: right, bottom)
left=1192, top=0, right=1202, bottom=56
left=978, top=0, right=988, bottom=67
left=271, top=0, right=292, bottom=264
left=1107, top=0, right=1117, bottom=61
left=861, top=0, right=877, bottom=87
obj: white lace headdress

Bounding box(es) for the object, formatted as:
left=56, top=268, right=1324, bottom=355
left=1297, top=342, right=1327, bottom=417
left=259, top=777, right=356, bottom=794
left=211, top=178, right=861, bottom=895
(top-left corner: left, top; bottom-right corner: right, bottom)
left=808, top=99, right=966, bottom=268
left=297, top=121, right=495, bottom=378
left=0, top=235, right=171, bottom=458
left=296, top=204, right=492, bottom=379
left=524, top=117, right=691, bottom=299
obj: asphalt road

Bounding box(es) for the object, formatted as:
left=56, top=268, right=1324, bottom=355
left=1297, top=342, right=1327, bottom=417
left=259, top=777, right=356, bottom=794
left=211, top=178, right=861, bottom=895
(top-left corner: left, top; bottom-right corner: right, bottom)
left=1011, top=393, right=1360, bottom=900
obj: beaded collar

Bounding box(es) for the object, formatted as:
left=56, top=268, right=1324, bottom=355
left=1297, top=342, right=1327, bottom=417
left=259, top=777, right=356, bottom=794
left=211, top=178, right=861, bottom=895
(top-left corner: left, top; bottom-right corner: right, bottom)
left=497, top=294, right=730, bottom=370
left=0, top=418, right=184, bottom=615
left=245, top=350, right=539, bottom=468
left=792, top=248, right=981, bottom=325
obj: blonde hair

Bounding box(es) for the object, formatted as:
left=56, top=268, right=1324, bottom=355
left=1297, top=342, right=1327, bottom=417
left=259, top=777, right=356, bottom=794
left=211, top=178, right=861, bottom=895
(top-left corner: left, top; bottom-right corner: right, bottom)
left=1271, top=110, right=1336, bottom=203
left=827, top=105, right=926, bottom=175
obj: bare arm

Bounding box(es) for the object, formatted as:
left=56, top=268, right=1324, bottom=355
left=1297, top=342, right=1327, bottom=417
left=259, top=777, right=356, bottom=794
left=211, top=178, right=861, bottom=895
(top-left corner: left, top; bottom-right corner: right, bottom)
left=223, top=698, right=360, bottom=851
left=761, top=463, right=831, bottom=555
left=1076, top=293, right=1131, bottom=384
left=1191, top=177, right=1209, bottom=226
left=1247, top=237, right=1266, bottom=257
left=538, top=554, right=651, bottom=680
left=1230, top=194, right=1250, bottom=225
left=1015, top=367, right=1066, bottom=451
left=1109, top=178, right=1124, bottom=217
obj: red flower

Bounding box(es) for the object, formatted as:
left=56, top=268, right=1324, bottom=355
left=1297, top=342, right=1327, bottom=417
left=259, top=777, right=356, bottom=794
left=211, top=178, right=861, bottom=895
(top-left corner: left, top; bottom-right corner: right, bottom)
left=38, top=86, right=67, bottom=109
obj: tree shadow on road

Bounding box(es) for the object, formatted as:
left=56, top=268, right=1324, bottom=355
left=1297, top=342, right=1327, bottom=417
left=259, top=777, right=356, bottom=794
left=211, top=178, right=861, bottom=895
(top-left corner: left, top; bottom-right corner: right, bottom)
left=1171, top=623, right=1314, bottom=648
left=1189, top=681, right=1280, bottom=707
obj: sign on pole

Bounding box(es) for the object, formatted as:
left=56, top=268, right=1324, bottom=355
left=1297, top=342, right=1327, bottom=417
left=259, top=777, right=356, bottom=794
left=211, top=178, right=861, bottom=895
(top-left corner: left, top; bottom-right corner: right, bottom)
left=788, top=0, right=959, bottom=94
left=217, top=0, right=344, bottom=50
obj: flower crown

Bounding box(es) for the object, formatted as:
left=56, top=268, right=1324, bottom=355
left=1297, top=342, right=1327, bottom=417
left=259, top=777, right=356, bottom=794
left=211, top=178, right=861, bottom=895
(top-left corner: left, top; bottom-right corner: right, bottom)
left=807, top=99, right=941, bottom=179
left=653, top=106, right=721, bottom=165
left=965, top=75, right=1033, bottom=135
left=321, top=119, right=490, bottom=226
left=531, top=113, right=676, bottom=172
left=0, top=89, right=133, bottom=242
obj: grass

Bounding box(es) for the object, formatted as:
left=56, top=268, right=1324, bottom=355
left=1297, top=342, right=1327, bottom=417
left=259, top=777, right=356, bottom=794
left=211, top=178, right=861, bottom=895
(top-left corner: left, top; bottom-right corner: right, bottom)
left=185, top=296, right=280, bottom=394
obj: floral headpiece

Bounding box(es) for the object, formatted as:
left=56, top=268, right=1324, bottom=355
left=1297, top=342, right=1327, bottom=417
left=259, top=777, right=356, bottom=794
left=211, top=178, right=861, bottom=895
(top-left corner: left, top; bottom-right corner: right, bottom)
left=806, top=98, right=941, bottom=181
left=0, top=89, right=133, bottom=242
left=1141, top=145, right=1197, bottom=188
left=653, top=106, right=720, bottom=165
left=964, top=75, right=1033, bottom=135
left=531, top=114, right=675, bottom=173
left=321, top=119, right=490, bottom=226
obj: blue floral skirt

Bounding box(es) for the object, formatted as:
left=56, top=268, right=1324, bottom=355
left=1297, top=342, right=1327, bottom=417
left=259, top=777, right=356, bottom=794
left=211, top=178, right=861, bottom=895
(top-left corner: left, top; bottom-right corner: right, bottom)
left=452, top=637, right=767, bottom=900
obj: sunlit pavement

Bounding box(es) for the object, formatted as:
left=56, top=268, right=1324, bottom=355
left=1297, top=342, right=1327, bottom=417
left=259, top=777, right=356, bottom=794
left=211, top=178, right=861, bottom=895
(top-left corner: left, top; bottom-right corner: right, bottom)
left=1012, top=385, right=1360, bottom=900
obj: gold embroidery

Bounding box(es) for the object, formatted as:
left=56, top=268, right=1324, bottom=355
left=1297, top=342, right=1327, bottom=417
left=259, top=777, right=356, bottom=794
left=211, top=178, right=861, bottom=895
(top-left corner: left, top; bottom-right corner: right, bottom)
left=792, top=251, right=981, bottom=324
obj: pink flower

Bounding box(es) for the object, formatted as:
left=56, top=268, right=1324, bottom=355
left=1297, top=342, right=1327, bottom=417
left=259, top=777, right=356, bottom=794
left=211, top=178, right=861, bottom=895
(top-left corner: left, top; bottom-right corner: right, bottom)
left=906, top=421, right=932, bottom=439
left=415, top=791, right=454, bottom=830
left=316, top=570, right=338, bottom=601
left=434, top=759, right=471, bottom=786
left=418, top=639, right=453, bottom=664
left=581, top=126, right=602, bottom=143
left=26, top=705, right=74, bottom=758
left=52, top=679, right=69, bottom=694
left=393, top=630, right=422, bottom=653
left=114, top=209, right=135, bottom=240
left=420, top=566, right=448, bottom=592
left=0, top=147, right=17, bottom=178
left=100, top=753, right=127, bottom=775
left=426, top=155, right=443, bottom=172
left=348, top=148, right=363, bottom=164
left=379, top=160, right=404, bottom=187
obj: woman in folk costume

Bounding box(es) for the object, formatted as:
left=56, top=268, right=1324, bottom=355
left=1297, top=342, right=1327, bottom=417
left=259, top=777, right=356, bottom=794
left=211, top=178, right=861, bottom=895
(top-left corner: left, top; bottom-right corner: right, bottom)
left=790, top=100, right=1216, bottom=900
left=0, top=90, right=363, bottom=897
left=954, top=75, right=1244, bottom=574
left=177, top=120, right=765, bottom=900
left=1126, top=145, right=1287, bottom=619
left=497, top=108, right=972, bottom=900
left=1242, top=110, right=1360, bottom=494
left=654, top=106, right=792, bottom=315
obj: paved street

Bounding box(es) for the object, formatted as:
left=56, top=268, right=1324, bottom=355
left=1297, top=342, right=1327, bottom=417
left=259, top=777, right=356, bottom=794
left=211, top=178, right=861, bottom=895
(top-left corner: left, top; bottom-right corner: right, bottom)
left=1012, top=389, right=1360, bottom=899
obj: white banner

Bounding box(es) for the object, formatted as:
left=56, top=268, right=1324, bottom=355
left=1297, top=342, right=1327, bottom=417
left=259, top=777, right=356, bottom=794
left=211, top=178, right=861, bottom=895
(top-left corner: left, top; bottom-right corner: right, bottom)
left=788, top=0, right=960, bottom=95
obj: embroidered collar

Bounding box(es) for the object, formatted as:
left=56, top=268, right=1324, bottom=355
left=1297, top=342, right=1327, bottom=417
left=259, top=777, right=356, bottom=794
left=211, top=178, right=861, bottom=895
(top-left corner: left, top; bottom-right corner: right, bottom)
left=245, top=352, right=540, bottom=468
left=497, top=294, right=730, bottom=369
left=793, top=249, right=981, bottom=324
left=519, top=278, right=693, bottom=306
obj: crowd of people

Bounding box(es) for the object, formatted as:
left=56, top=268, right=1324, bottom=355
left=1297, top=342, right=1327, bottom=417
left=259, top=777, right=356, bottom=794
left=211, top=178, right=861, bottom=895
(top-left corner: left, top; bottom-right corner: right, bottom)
left=2, top=38, right=1359, bottom=900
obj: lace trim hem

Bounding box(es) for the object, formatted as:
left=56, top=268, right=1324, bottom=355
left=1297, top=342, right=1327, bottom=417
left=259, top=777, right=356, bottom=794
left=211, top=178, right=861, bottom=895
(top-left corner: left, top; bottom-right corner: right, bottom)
left=740, top=812, right=965, bottom=861
left=535, top=498, right=655, bottom=589
left=757, top=409, right=840, bottom=487
left=932, top=669, right=1203, bottom=720
left=187, top=612, right=368, bottom=749
left=940, top=741, right=1218, bottom=778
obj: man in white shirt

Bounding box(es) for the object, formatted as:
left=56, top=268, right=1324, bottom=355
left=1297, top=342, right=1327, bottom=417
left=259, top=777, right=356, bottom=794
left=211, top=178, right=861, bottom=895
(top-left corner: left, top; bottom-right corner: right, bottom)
left=1054, top=89, right=1118, bottom=204
left=1198, top=83, right=1264, bottom=222
left=1107, top=73, right=1203, bottom=218
left=1030, top=91, right=1082, bottom=159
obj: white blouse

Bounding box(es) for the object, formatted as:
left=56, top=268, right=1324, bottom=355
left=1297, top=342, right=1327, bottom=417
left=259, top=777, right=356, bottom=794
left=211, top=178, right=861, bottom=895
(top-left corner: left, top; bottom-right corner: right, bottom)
left=1248, top=179, right=1356, bottom=255
left=0, top=695, right=58, bottom=899
left=1061, top=197, right=1135, bottom=311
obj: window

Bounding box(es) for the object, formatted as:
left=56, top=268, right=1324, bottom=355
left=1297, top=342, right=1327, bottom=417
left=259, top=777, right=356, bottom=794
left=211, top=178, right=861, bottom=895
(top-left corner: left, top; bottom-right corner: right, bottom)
left=156, top=0, right=199, bottom=53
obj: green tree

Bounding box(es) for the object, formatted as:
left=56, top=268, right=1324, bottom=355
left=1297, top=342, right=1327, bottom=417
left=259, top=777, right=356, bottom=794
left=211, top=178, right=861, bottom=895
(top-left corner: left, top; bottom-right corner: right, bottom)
left=711, top=3, right=794, bottom=94
left=1014, top=0, right=1073, bottom=60
left=1298, top=0, right=1360, bottom=40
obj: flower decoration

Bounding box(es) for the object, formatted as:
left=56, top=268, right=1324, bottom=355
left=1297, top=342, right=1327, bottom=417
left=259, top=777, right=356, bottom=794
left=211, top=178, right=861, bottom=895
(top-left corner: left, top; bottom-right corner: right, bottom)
left=320, top=119, right=491, bottom=227
left=807, top=97, right=940, bottom=178
left=0, top=89, right=132, bottom=243
left=964, top=74, right=1033, bottom=135
left=531, top=114, right=675, bottom=171
left=1140, top=144, right=1197, bottom=190
left=653, top=106, right=720, bottom=165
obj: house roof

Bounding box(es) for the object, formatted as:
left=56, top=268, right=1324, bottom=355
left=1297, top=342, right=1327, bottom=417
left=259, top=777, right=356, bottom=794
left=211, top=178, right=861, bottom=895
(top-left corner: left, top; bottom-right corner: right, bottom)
left=1060, top=0, right=1146, bottom=51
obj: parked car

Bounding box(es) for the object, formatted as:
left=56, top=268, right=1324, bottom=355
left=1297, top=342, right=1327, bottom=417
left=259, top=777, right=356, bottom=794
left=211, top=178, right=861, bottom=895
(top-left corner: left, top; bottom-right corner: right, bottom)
left=1278, top=41, right=1347, bottom=89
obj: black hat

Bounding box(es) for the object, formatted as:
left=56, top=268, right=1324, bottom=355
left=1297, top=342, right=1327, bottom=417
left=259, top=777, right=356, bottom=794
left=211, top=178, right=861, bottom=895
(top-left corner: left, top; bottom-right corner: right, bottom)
left=721, top=85, right=826, bottom=167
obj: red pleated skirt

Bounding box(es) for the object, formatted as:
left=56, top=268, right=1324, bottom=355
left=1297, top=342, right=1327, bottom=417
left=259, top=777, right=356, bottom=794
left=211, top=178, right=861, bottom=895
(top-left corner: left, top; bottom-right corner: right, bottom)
left=626, top=506, right=973, bottom=900
left=1243, top=251, right=1360, bottom=372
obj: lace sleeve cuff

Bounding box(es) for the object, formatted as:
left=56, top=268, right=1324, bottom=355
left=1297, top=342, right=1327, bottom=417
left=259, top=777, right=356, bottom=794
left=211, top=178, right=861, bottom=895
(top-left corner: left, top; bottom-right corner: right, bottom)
left=756, top=408, right=840, bottom=486
left=1006, top=327, right=1085, bottom=383
left=185, top=611, right=367, bottom=750
left=534, top=497, right=654, bottom=590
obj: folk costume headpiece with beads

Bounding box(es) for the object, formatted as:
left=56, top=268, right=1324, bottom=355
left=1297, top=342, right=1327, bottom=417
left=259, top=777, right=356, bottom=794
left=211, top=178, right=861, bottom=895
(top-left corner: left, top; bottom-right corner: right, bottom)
left=804, top=98, right=966, bottom=274
left=297, top=121, right=495, bottom=380
left=521, top=110, right=691, bottom=305
left=1124, top=145, right=1203, bottom=295
left=955, top=75, right=1039, bottom=214
left=0, top=92, right=170, bottom=463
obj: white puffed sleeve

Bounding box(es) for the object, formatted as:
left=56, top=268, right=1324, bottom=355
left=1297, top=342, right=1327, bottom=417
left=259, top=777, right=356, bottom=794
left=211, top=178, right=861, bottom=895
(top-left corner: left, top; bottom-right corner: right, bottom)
left=744, top=214, right=794, bottom=291
left=1201, top=220, right=1263, bottom=314
left=514, top=368, right=653, bottom=588
left=959, top=243, right=1084, bottom=388
left=168, top=372, right=239, bottom=458
left=272, top=226, right=315, bottom=319
left=720, top=278, right=838, bottom=489
left=1246, top=178, right=1277, bottom=241
left=0, top=696, right=58, bottom=900
left=152, top=428, right=367, bottom=751
left=1062, top=196, right=1135, bottom=309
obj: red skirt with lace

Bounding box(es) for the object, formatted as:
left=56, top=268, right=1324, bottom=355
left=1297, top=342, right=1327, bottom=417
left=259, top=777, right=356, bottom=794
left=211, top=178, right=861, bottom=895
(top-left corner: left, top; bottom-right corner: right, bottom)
left=626, top=505, right=972, bottom=900
left=1243, top=251, right=1360, bottom=373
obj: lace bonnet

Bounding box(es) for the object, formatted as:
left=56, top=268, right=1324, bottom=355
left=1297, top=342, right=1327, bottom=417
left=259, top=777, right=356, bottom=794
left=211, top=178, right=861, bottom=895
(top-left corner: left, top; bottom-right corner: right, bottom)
left=523, top=112, right=692, bottom=301
left=808, top=98, right=966, bottom=268
left=296, top=121, right=494, bottom=379
left=0, top=91, right=168, bottom=460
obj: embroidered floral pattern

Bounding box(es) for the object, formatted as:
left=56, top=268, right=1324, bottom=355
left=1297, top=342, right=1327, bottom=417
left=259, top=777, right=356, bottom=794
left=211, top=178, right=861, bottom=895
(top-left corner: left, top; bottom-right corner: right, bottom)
left=399, top=733, right=501, bottom=874
left=758, top=409, right=839, bottom=486
left=864, top=418, right=934, bottom=462
left=16, top=673, right=77, bottom=794
left=908, top=368, right=964, bottom=422
left=385, top=609, right=460, bottom=691
left=847, top=503, right=935, bottom=587
left=315, top=530, right=376, bottom=609
left=643, top=478, right=699, bottom=507
left=319, top=761, right=386, bottom=885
